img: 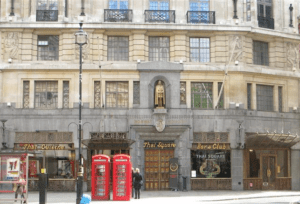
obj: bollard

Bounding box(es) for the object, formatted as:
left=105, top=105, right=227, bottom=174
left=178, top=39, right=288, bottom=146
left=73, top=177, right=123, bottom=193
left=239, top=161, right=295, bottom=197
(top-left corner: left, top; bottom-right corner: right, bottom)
left=182, top=176, right=187, bottom=192
left=80, top=194, right=91, bottom=204
left=38, top=173, right=48, bottom=204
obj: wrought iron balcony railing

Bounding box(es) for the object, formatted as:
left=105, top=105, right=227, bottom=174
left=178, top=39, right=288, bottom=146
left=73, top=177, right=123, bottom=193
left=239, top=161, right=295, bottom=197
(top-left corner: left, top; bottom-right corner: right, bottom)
left=187, top=11, right=215, bottom=24
left=145, top=10, right=175, bottom=23
left=104, top=9, right=133, bottom=22
left=36, top=10, right=58, bottom=21
left=258, top=16, right=274, bottom=29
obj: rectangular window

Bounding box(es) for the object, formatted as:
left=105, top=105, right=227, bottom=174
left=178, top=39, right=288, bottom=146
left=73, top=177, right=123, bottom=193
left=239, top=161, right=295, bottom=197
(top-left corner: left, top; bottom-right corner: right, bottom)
left=36, top=0, right=58, bottom=21
left=35, top=81, right=58, bottom=109
left=94, top=81, right=101, bottom=108
left=23, top=81, right=30, bottom=109
left=106, top=82, right=129, bottom=108
left=38, top=36, right=59, bottom=61
left=256, top=84, right=273, bottom=111
left=278, top=86, right=282, bottom=112
left=246, top=0, right=251, bottom=21
left=109, top=0, right=128, bottom=9
left=149, top=37, right=170, bottom=61
left=180, top=82, right=186, bottom=104
left=191, top=82, right=213, bottom=109
left=190, top=38, right=210, bottom=62
left=253, top=41, right=269, bottom=66
left=247, top=83, right=252, bottom=110
left=150, top=0, right=169, bottom=10
left=218, top=82, right=224, bottom=109
left=107, top=36, right=129, bottom=61
left=63, top=81, right=69, bottom=109
left=133, top=81, right=140, bottom=105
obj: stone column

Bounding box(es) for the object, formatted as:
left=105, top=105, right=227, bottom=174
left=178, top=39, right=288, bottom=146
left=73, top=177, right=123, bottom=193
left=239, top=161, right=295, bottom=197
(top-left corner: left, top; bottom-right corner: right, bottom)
left=231, top=149, right=244, bottom=190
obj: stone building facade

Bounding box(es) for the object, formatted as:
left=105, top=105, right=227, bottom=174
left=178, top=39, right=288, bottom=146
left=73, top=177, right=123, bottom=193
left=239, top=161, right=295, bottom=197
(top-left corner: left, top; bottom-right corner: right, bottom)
left=0, top=0, right=300, bottom=192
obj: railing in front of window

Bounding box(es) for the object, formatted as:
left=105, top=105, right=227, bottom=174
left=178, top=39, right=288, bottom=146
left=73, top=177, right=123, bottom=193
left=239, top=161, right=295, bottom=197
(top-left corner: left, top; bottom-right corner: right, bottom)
left=145, top=10, right=175, bottom=23
left=36, top=10, right=58, bottom=21
left=104, top=9, right=133, bottom=22
left=258, top=16, right=274, bottom=29
left=187, top=11, right=215, bottom=24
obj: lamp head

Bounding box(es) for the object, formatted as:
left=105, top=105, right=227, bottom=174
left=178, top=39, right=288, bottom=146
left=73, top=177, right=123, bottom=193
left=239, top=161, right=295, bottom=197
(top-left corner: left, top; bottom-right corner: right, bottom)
left=75, top=23, right=88, bottom=45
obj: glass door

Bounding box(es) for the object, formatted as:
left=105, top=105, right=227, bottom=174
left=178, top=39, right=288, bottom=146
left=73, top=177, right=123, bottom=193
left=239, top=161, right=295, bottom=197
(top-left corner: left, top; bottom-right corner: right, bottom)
left=262, top=155, right=276, bottom=190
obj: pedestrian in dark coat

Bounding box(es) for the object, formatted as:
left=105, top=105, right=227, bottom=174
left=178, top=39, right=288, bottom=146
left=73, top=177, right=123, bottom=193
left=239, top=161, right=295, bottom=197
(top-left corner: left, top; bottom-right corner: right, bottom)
left=132, top=168, right=136, bottom=198
left=134, top=168, right=142, bottom=199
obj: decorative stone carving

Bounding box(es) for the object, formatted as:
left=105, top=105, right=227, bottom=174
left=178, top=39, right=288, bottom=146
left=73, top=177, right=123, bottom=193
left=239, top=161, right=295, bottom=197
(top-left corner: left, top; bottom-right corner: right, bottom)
left=4, top=32, right=19, bottom=60
left=75, top=38, right=90, bottom=60
left=153, top=109, right=167, bottom=132
left=155, top=80, right=165, bottom=109
left=229, top=35, right=243, bottom=63
left=286, top=42, right=299, bottom=69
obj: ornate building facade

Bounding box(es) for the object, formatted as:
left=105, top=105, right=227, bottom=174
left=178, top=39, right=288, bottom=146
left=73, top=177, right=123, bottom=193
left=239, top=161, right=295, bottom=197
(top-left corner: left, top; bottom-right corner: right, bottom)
left=0, top=0, right=300, bottom=192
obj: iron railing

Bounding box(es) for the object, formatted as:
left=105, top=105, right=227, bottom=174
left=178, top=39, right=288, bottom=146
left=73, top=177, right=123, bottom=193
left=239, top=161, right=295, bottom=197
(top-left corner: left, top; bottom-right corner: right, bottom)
left=145, top=10, right=175, bottom=23
left=187, top=11, right=215, bottom=24
left=104, top=9, right=132, bottom=22
left=36, top=10, right=58, bottom=21
left=258, top=16, right=274, bottom=29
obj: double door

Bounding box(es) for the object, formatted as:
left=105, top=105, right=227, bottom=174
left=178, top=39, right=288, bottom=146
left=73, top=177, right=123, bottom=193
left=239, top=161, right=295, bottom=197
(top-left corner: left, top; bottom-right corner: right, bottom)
left=262, top=155, right=276, bottom=190
left=144, top=149, right=174, bottom=190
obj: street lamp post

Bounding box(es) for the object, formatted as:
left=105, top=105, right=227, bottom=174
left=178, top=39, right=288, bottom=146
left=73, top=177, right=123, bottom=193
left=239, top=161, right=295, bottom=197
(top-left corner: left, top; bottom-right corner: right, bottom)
left=75, top=23, right=87, bottom=204
left=0, top=120, right=8, bottom=149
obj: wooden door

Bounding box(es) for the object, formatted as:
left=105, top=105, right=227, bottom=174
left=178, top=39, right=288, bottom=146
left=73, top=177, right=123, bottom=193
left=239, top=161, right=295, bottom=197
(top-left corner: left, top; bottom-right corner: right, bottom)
left=144, top=149, right=174, bottom=190
left=262, top=156, right=276, bottom=190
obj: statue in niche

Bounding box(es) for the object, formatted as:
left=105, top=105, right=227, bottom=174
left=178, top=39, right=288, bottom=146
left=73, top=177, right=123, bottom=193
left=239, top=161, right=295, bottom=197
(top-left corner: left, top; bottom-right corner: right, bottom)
left=4, top=32, right=19, bottom=59
left=155, top=80, right=165, bottom=109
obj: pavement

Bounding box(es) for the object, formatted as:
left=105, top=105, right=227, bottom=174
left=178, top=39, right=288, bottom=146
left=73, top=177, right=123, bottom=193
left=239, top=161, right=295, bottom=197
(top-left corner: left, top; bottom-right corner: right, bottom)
left=1, top=190, right=300, bottom=204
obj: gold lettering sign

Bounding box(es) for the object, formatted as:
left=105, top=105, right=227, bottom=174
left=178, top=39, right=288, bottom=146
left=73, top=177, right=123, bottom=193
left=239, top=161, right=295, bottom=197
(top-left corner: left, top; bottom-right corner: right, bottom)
left=18, top=144, right=67, bottom=150
left=143, top=142, right=176, bottom=149
left=195, top=143, right=230, bottom=150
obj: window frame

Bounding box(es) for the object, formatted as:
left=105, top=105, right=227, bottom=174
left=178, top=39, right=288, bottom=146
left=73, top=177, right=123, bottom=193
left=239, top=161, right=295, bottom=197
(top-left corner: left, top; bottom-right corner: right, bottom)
left=256, top=84, right=274, bottom=112
left=107, top=36, right=129, bottom=61
left=149, top=36, right=170, bottom=61
left=149, top=0, right=170, bottom=10
left=34, top=81, right=58, bottom=109
left=37, top=35, right=59, bottom=61
left=191, top=82, right=213, bottom=109
left=105, top=81, right=129, bottom=109
left=253, top=40, right=269, bottom=66
left=109, top=0, right=129, bottom=9
left=189, top=37, right=210, bottom=62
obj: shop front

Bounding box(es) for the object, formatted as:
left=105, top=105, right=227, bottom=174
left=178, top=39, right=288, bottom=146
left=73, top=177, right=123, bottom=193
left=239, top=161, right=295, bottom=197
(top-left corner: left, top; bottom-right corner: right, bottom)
left=14, top=132, right=76, bottom=191
left=243, top=133, right=300, bottom=190
left=190, top=132, right=232, bottom=190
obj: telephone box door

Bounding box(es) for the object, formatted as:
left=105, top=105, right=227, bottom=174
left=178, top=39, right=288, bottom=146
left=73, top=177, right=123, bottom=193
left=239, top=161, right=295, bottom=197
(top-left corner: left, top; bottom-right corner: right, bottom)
left=113, top=154, right=131, bottom=201
left=91, top=155, right=110, bottom=200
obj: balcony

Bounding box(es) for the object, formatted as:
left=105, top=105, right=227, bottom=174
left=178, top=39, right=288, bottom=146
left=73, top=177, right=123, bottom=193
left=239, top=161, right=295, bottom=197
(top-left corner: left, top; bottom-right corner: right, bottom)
left=258, top=16, right=274, bottom=29
left=145, top=10, right=175, bottom=23
left=187, top=11, right=215, bottom=24
left=104, top=9, right=133, bottom=22
left=36, top=10, right=58, bottom=21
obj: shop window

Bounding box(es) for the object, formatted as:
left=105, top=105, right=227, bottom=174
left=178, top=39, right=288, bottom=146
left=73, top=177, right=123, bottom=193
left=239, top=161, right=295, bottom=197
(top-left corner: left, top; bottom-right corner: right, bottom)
left=37, top=35, right=59, bottom=61
left=149, top=37, right=170, bottom=61
left=247, top=83, right=252, bottom=110
left=253, top=41, right=269, bottom=66
left=191, top=82, right=213, bottom=109
left=106, top=81, right=129, bottom=108
left=36, top=0, right=58, bottom=21
left=107, top=36, right=129, bottom=61
left=133, top=81, right=140, bottom=104
left=94, top=81, right=101, bottom=108
left=191, top=150, right=231, bottom=178
left=190, top=38, right=210, bottom=62
left=23, top=81, right=30, bottom=109
left=180, top=82, right=186, bottom=104
left=256, top=84, right=273, bottom=111
left=35, top=81, right=58, bottom=109
left=278, top=86, right=282, bottom=112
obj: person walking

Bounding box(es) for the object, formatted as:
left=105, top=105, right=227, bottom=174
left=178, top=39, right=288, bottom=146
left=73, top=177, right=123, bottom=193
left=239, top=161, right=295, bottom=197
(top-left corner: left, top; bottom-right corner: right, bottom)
left=131, top=168, right=136, bottom=198
left=13, top=175, right=26, bottom=203
left=134, top=168, right=142, bottom=199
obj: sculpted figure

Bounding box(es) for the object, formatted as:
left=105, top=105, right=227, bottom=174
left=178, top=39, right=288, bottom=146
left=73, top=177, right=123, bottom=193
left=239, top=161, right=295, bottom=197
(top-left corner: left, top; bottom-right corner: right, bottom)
left=155, top=80, right=165, bottom=108
left=4, top=32, right=19, bottom=59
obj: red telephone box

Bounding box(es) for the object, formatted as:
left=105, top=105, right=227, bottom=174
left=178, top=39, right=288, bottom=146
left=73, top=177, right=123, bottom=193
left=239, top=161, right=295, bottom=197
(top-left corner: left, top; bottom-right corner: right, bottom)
left=112, top=154, right=131, bottom=201
left=91, top=155, right=110, bottom=200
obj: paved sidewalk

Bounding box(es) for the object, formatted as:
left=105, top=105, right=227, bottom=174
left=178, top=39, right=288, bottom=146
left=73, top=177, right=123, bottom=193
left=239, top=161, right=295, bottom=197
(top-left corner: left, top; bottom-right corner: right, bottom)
left=1, top=190, right=300, bottom=204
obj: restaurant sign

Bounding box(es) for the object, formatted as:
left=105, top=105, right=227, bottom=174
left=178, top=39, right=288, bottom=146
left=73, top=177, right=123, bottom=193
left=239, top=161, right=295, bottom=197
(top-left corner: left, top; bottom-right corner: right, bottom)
left=14, top=143, right=73, bottom=150
left=192, top=143, right=230, bottom=150
left=143, top=141, right=176, bottom=149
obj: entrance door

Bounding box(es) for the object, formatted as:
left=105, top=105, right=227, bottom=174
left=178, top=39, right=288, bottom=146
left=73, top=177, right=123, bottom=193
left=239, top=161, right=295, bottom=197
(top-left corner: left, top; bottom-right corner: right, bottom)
left=144, top=149, right=174, bottom=190
left=262, top=156, right=276, bottom=190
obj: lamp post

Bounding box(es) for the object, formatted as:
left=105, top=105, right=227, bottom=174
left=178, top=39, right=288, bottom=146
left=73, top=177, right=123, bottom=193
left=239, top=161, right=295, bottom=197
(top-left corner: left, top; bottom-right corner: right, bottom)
left=0, top=120, right=8, bottom=149
left=75, top=23, right=87, bottom=204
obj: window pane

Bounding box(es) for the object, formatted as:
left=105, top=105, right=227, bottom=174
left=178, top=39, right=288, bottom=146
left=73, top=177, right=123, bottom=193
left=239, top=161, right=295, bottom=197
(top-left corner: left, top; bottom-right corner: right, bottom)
left=149, top=37, right=170, bottom=61
left=38, top=36, right=59, bottom=61
left=253, top=41, right=269, bottom=66
left=107, top=36, right=129, bottom=61
left=106, top=82, right=128, bottom=108
left=190, top=38, right=210, bottom=62
left=35, top=81, right=58, bottom=108
left=191, top=82, right=213, bottom=109
left=256, top=84, right=273, bottom=111
left=109, top=0, right=118, bottom=9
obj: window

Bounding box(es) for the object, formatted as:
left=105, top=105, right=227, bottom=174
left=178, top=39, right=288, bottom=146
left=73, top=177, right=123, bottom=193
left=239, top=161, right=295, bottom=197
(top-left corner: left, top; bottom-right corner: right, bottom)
left=94, top=81, right=101, bottom=108
left=278, top=86, right=282, bottom=112
left=133, top=81, right=140, bottom=105
left=190, top=0, right=209, bottom=11
left=253, top=41, right=269, bottom=66
left=149, top=37, right=170, bottom=61
left=180, top=82, right=186, bottom=104
left=106, top=82, right=129, bottom=108
left=150, top=0, right=169, bottom=10
left=35, top=81, right=58, bottom=109
left=257, top=0, right=274, bottom=29
left=36, top=0, right=58, bottom=21
left=23, top=81, right=30, bottom=109
left=247, top=83, right=252, bottom=110
left=256, top=84, right=273, bottom=111
left=218, top=82, right=224, bottom=109
left=107, top=37, right=129, bottom=61
left=189, top=0, right=210, bottom=23
left=38, top=36, right=59, bottom=61
left=109, top=0, right=128, bottom=9
left=190, top=38, right=210, bottom=62
left=246, top=0, right=251, bottom=21
left=191, top=82, right=213, bottom=109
